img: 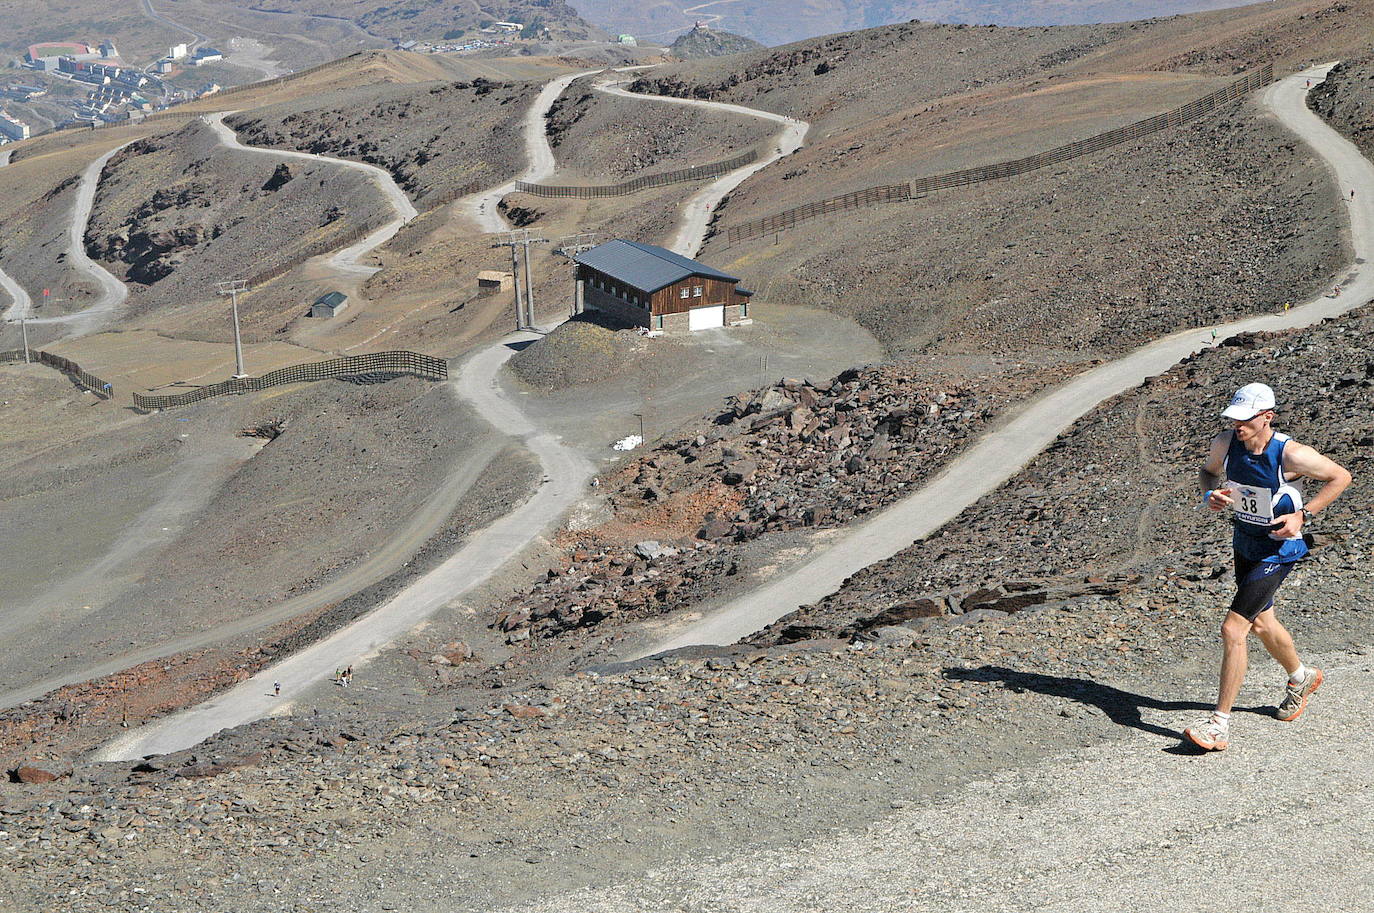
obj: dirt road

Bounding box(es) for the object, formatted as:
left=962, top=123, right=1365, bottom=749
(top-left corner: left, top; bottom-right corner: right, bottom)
left=459, top=68, right=607, bottom=233
left=0, top=415, right=505, bottom=711
left=633, top=63, right=1370, bottom=658
left=206, top=111, right=417, bottom=276
left=504, top=646, right=1374, bottom=912
left=94, top=335, right=595, bottom=761
left=0, top=260, right=29, bottom=323
left=595, top=80, right=809, bottom=256
left=21, top=141, right=134, bottom=333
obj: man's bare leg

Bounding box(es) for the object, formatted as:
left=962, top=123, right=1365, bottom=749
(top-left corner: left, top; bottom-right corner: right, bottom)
left=1249, top=608, right=1301, bottom=676
left=1217, top=611, right=1252, bottom=714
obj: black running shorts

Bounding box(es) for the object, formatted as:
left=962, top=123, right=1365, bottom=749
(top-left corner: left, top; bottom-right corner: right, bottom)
left=1229, top=555, right=1297, bottom=621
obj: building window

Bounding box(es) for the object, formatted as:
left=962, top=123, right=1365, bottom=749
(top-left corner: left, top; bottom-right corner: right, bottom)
left=740, top=301, right=748, bottom=318
left=679, top=288, right=690, bottom=299
left=693, top=286, right=703, bottom=297
left=655, top=314, right=664, bottom=329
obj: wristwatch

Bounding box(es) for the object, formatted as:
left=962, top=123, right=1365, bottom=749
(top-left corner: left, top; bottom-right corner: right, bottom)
left=1301, top=508, right=1314, bottom=523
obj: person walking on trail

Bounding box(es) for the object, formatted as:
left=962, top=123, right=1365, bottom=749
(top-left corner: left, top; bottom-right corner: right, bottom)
left=273, top=681, right=281, bottom=697
left=1184, top=383, right=1352, bottom=751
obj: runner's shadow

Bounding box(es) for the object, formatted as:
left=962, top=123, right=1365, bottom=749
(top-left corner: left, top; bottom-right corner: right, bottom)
left=944, top=666, right=1267, bottom=744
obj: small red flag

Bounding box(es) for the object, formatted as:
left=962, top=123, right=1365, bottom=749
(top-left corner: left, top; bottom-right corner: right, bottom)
left=42, top=288, right=50, bottom=296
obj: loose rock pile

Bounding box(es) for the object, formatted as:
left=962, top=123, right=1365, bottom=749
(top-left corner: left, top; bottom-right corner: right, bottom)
left=493, top=360, right=1074, bottom=643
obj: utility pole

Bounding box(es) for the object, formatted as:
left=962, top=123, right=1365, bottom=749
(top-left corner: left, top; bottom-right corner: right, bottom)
left=492, top=231, right=548, bottom=331
left=19, top=317, right=30, bottom=363
left=508, top=242, right=524, bottom=331
left=551, top=233, right=602, bottom=320
left=215, top=279, right=249, bottom=378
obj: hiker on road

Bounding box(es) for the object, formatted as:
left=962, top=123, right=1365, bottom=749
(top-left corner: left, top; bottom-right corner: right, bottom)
left=1185, top=383, right=1351, bottom=751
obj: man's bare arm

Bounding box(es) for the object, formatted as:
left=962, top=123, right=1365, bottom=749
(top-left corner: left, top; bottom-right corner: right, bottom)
left=1201, top=432, right=1231, bottom=510
left=1284, top=441, right=1352, bottom=516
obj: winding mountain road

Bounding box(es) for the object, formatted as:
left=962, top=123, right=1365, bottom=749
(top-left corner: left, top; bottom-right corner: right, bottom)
left=17, top=141, right=135, bottom=333
left=205, top=111, right=417, bottom=276
left=595, top=80, right=807, bottom=256
left=95, top=335, right=595, bottom=761
left=633, top=63, right=1373, bottom=658
left=91, top=63, right=810, bottom=760
left=458, top=67, right=606, bottom=233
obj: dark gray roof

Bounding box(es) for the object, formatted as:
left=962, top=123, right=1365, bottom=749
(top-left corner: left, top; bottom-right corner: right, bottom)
left=573, top=240, right=739, bottom=293
left=314, top=291, right=347, bottom=307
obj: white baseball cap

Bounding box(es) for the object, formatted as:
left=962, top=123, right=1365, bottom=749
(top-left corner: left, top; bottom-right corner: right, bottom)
left=1221, top=382, right=1276, bottom=420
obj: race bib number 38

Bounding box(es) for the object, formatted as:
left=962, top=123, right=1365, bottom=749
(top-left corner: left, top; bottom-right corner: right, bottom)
left=1227, top=482, right=1273, bottom=525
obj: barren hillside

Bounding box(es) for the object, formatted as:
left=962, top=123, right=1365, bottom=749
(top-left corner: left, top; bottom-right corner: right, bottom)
left=544, top=79, right=778, bottom=180
left=83, top=120, right=388, bottom=325
left=227, top=78, right=537, bottom=205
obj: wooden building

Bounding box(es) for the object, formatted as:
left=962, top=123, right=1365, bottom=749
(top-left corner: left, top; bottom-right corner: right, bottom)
left=571, top=239, right=752, bottom=333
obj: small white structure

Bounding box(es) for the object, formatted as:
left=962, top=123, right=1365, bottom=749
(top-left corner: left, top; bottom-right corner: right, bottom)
left=0, top=111, right=30, bottom=141
left=169, top=43, right=188, bottom=60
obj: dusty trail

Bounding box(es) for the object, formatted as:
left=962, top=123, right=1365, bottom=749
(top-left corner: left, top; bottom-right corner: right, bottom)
left=20, top=141, right=135, bottom=333
left=595, top=80, right=807, bottom=256
left=459, top=68, right=606, bottom=233
left=95, top=338, right=595, bottom=761
left=0, top=423, right=505, bottom=711
left=505, top=647, right=1374, bottom=912
left=205, top=111, right=417, bottom=276
left=632, top=64, right=1373, bottom=657
left=0, top=262, right=30, bottom=323
left=0, top=432, right=257, bottom=697
left=140, top=0, right=208, bottom=55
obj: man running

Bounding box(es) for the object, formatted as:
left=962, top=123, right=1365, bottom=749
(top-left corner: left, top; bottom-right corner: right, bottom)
left=1184, top=383, right=1351, bottom=751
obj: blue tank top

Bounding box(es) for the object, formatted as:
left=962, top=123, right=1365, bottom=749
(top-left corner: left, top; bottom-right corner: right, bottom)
left=1224, top=430, right=1307, bottom=564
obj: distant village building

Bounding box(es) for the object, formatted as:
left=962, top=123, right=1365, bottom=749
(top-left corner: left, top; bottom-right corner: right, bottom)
left=571, top=239, right=752, bottom=333
left=154, top=59, right=175, bottom=74
left=169, top=43, right=188, bottom=60
left=492, top=22, right=522, bottom=31
left=477, top=270, right=514, bottom=294
left=191, top=48, right=224, bottom=66
left=617, top=34, right=638, bottom=46
left=309, top=291, right=348, bottom=318
left=0, top=111, right=31, bottom=141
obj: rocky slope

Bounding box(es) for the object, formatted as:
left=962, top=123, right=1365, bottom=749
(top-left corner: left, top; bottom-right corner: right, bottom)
left=669, top=25, right=764, bottom=59
left=752, top=304, right=1374, bottom=643
left=228, top=78, right=537, bottom=207
left=485, top=357, right=1078, bottom=653
left=1308, top=53, right=1374, bottom=160
left=4, top=298, right=1373, bottom=909
left=704, top=97, right=1345, bottom=359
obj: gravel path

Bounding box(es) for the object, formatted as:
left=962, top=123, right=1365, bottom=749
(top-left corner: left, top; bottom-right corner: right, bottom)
left=459, top=68, right=608, bottom=233
left=595, top=80, right=809, bottom=257
left=205, top=110, right=417, bottom=277
left=506, top=646, right=1374, bottom=912
left=20, top=141, right=135, bottom=333
left=93, top=335, right=596, bottom=761
left=633, top=63, right=1372, bottom=657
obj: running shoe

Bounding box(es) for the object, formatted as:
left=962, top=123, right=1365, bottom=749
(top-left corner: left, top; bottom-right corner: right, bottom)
left=1277, top=667, right=1324, bottom=722
left=1183, top=718, right=1230, bottom=751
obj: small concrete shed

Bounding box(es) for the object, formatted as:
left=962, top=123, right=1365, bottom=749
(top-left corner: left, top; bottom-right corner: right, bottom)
left=310, top=291, right=348, bottom=318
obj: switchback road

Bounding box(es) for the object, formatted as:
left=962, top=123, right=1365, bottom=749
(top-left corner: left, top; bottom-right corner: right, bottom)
left=205, top=111, right=417, bottom=277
